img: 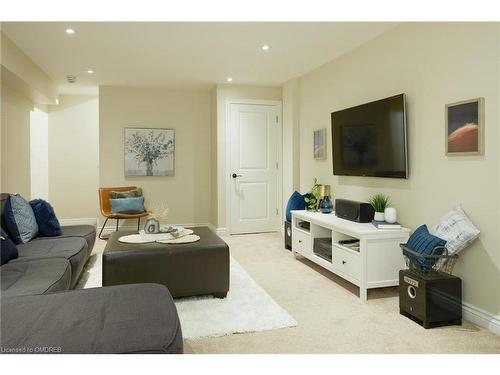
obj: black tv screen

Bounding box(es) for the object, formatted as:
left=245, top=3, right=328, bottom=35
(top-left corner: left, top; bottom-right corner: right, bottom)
left=331, top=94, right=408, bottom=179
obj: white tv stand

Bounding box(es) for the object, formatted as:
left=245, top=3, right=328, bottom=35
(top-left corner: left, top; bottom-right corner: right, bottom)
left=291, top=210, right=410, bottom=303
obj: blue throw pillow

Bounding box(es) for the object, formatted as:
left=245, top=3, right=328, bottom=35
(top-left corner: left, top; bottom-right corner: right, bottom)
left=1, top=228, right=19, bottom=265
left=4, top=194, right=39, bottom=244
left=110, top=197, right=145, bottom=214
left=30, top=199, right=62, bottom=237
left=286, top=191, right=308, bottom=222
left=405, top=224, right=447, bottom=271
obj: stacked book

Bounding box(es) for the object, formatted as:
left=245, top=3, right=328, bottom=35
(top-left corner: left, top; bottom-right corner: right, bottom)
left=338, top=239, right=360, bottom=251
left=372, top=220, right=402, bottom=229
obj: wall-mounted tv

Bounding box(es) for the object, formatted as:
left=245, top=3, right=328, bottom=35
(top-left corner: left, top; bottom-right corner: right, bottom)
left=331, top=93, right=408, bottom=179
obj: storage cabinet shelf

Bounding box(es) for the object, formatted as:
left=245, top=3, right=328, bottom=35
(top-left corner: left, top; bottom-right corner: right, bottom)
left=291, top=210, right=410, bottom=302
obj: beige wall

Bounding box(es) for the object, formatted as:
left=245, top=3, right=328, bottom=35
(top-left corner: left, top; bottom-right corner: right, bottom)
left=30, top=106, right=49, bottom=200
left=1, top=32, right=57, bottom=105
left=295, top=23, right=500, bottom=316
left=215, top=84, right=282, bottom=229
left=282, top=79, right=301, bottom=213
left=99, top=86, right=212, bottom=227
left=1, top=30, right=57, bottom=199
left=210, top=86, right=218, bottom=227
left=48, top=95, right=99, bottom=219
left=1, top=83, right=33, bottom=197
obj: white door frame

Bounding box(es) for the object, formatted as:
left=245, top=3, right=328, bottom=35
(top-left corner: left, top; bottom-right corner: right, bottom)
left=225, top=98, right=283, bottom=235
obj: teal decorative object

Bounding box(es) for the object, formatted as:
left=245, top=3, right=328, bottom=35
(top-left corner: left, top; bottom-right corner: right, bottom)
left=320, top=196, right=333, bottom=214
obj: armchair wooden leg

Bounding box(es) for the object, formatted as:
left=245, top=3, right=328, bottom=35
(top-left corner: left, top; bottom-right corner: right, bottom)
left=137, top=217, right=141, bottom=231
left=98, top=217, right=109, bottom=240
left=116, top=218, right=119, bottom=231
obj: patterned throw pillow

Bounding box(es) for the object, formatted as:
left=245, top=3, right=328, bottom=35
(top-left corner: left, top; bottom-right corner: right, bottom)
left=110, top=188, right=143, bottom=199
left=405, top=224, right=447, bottom=271
left=430, top=207, right=480, bottom=255
left=4, top=194, right=39, bottom=244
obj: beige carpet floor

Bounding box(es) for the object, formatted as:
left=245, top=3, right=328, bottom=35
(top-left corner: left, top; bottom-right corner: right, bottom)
left=91, top=232, right=500, bottom=354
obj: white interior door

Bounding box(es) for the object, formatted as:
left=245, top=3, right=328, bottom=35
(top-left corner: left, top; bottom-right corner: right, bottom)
left=229, top=102, right=281, bottom=234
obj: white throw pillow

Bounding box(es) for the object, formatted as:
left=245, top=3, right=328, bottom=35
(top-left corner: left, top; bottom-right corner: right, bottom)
left=431, top=207, right=480, bottom=255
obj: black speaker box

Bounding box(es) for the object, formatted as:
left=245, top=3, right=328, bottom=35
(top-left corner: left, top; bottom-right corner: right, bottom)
left=399, top=269, right=462, bottom=329
left=334, top=199, right=375, bottom=223
left=284, top=221, right=292, bottom=250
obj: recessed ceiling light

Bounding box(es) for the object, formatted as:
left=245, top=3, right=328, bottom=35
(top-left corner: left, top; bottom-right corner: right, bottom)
left=262, top=45, right=270, bottom=51
left=65, top=28, right=75, bottom=35
left=226, top=77, right=233, bottom=82
left=87, top=70, right=94, bottom=74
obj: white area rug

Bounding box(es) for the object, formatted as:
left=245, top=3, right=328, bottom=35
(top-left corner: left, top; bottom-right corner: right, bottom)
left=77, top=254, right=297, bottom=340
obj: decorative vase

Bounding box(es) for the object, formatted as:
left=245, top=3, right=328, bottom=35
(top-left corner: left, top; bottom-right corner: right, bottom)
left=146, top=160, right=154, bottom=176
left=144, top=218, right=160, bottom=233
left=374, top=211, right=385, bottom=221
left=320, top=196, right=333, bottom=214
left=384, top=207, right=397, bottom=223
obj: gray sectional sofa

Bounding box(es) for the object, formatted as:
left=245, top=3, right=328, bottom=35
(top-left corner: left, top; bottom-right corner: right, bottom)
left=1, top=284, right=183, bottom=354
left=0, top=193, right=183, bottom=354
left=0, top=193, right=96, bottom=296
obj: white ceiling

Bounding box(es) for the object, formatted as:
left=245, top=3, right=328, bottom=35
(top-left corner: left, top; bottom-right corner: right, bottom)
left=3, top=22, right=397, bottom=93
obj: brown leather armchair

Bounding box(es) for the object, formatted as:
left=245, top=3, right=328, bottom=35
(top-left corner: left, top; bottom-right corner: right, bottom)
left=98, top=186, right=149, bottom=239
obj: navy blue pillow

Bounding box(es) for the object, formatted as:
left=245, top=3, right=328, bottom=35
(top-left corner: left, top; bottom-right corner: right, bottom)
left=29, top=199, right=62, bottom=237
left=1, top=228, right=18, bottom=265
left=405, top=224, right=446, bottom=271
left=286, top=191, right=308, bottom=222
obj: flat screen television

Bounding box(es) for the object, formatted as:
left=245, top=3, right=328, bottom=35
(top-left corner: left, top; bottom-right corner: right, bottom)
left=331, top=93, right=408, bottom=179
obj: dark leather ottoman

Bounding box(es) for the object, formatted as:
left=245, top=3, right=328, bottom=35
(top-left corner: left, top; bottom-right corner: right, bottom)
left=103, top=227, right=230, bottom=298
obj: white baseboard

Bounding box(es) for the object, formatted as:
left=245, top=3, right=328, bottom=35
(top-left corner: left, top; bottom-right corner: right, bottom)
left=59, top=218, right=97, bottom=228
left=463, top=302, right=500, bottom=335
left=215, top=227, right=227, bottom=236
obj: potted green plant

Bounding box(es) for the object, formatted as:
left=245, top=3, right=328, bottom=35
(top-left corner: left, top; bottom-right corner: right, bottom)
left=304, top=177, right=321, bottom=211
left=368, top=194, right=391, bottom=221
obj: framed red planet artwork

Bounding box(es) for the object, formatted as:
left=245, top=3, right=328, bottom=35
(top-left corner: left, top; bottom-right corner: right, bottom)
left=446, top=97, right=484, bottom=156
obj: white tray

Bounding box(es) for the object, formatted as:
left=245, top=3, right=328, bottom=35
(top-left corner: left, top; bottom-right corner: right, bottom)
left=118, top=228, right=193, bottom=244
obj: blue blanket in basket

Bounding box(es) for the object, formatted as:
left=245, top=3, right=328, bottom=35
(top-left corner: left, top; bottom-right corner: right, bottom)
left=405, top=225, right=446, bottom=271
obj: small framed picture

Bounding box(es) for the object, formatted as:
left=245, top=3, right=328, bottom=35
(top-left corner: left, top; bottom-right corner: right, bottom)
left=446, top=98, right=484, bottom=156
left=313, top=128, right=327, bottom=160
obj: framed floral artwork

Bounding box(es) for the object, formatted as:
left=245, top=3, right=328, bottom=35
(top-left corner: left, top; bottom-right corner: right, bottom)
left=124, top=128, right=175, bottom=176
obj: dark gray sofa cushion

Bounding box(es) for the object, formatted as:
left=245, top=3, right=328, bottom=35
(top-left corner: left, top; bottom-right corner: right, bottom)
left=0, top=258, right=71, bottom=298
left=13, top=237, right=88, bottom=288
left=33, top=225, right=96, bottom=257
left=1, top=284, right=183, bottom=354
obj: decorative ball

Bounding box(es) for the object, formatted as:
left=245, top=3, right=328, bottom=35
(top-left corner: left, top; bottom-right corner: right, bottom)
left=384, top=207, right=397, bottom=224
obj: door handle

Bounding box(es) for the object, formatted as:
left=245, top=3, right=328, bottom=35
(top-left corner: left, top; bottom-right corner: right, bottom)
left=232, top=173, right=243, bottom=179
left=342, top=260, right=346, bottom=264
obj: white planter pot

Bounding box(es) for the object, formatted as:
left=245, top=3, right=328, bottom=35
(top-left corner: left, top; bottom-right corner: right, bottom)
left=374, top=211, right=385, bottom=221
left=384, top=207, right=397, bottom=223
